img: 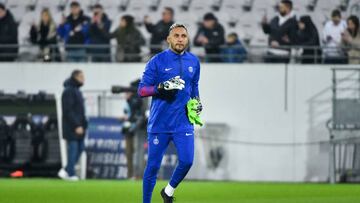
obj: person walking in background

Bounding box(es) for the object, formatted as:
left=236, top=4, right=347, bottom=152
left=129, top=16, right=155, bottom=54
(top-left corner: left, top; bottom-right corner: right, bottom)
left=221, top=32, right=247, bottom=63
left=30, top=8, right=60, bottom=62
left=0, top=3, right=18, bottom=62
left=58, top=70, right=87, bottom=181
left=88, top=4, right=111, bottom=62
left=194, top=12, right=225, bottom=62
left=342, top=15, right=360, bottom=64
left=261, top=0, right=297, bottom=63
left=296, top=15, right=321, bottom=64
left=144, top=7, right=174, bottom=55
left=110, top=15, right=145, bottom=62
left=57, top=1, right=90, bottom=62
left=322, top=9, right=347, bottom=64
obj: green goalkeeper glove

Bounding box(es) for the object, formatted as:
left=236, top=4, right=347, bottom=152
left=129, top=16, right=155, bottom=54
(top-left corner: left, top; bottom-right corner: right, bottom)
left=187, top=98, right=203, bottom=126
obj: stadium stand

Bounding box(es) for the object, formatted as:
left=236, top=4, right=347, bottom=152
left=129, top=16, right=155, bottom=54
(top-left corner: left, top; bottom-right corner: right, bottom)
left=0, top=0, right=359, bottom=62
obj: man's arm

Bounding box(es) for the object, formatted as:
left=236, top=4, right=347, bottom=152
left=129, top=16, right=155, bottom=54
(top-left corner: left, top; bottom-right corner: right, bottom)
left=62, top=89, right=82, bottom=127
left=138, top=58, right=158, bottom=97
left=191, top=60, right=200, bottom=98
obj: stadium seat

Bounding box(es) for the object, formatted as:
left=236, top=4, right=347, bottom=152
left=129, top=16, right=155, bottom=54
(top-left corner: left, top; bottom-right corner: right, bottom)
left=10, top=117, right=33, bottom=165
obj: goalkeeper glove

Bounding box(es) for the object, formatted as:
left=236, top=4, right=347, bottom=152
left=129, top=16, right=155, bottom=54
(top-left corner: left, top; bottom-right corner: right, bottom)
left=187, top=98, right=203, bottom=126
left=158, top=76, right=185, bottom=91
left=194, top=97, right=203, bottom=115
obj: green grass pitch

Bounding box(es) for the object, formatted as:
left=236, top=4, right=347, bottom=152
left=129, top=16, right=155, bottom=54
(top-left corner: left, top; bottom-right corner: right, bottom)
left=1, top=178, right=360, bottom=203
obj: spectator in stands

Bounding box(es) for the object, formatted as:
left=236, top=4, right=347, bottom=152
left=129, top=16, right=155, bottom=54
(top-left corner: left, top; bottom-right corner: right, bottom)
left=57, top=1, right=90, bottom=62
left=0, top=3, right=18, bottom=62
left=221, top=32, right=247, bottom=63
left=110, top=15, right=145, bottom=62
left=58, top=70, right=87, bottom=181
left=194, top=12, right=225, bottom=62
left=144, top=7, right=174, bottom=55
left=296, top=15, right=321, bottom=64
left=261, top=0, right=297, bottom=63
left=88, top=4, right=111, bottom=62
left=322, top=9, right=347, bottom=64
left=30, top=8, right=60, bottom=62
left=342, top=15, right=360, bottom=64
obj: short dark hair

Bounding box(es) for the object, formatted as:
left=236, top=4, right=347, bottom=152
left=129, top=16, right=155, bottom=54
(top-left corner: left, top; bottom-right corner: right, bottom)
left=168, top=23, right=188, bottom=33
left=281, top=0, right=293, bottom=10
left=164, top=7, right=174, bottom=16
left=331, top=9, right=341, bottom=18
left=93, top=3, right=103, bottom=9
left=70, top=1, right=80, bottom=7
left=0, top=3, right=5, bottom=10
left=228, top=32, right=239, bottom=39
left=71, top=69, right=83, bottom=79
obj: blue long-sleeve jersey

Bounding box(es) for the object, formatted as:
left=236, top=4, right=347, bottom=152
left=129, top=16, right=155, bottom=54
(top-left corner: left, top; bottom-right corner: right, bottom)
left=138, top=49, right=200, bottom=133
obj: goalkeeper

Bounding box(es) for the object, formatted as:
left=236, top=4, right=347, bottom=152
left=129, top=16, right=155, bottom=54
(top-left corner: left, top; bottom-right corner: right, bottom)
left=138, top=23, right=202, bottom=203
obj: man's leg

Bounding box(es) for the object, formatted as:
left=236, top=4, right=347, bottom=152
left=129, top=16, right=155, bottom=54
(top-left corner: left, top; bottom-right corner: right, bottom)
left=125, top=135, right=134, bottom=178
left=65, top=140, right=78, bottom=177
left=166, top=131, right=194, bottom=196
left=75, top=139, right=85, bottom=164
left=143, top=133, right=170, bottom=203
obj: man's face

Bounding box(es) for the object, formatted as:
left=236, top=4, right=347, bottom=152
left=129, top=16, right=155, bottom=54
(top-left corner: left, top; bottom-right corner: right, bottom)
left=0, top=9, right=6, bottom=19
left=167, top=27, right=189, bottom=54
left=332, top=16, right=341, bottom=25
left=75, top=72, right=85, bottom=85
left=203, top=19, right=215, bottom=29
left=70, top=5, right=80, bottom=16
left=348, top=19, right=356, bottom=31
left=298, top=22, right=305, bottom=30
left=278, top=3, right=289, bottom=16
left=162, top=9, right=173, bottom=23
left=120, top=18, right=127, bottom=28
left=93, top=7, right=103, bottom=17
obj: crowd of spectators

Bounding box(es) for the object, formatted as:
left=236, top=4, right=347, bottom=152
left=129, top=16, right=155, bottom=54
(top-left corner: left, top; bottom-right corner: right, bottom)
left=0, top=0, right=359, bottom=64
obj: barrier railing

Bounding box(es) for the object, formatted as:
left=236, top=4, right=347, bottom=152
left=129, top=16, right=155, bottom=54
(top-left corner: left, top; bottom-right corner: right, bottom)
left=0, top=44, right=357, bottom=63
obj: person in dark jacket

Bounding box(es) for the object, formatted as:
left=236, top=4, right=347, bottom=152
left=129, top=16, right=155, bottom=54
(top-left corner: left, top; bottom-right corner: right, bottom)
left=221, top=32, right=247, bottom=63
left=30, top=8, right=60, bottom=62
left=194, top=12, right=225, bottom=62
left=88, top=4, right=111, bottom=62
left=0, top=4, right=18, bottom=62
left=58, top=70, right=87, bottom=181
left=296, top=15, right=321, bottom=64
left=144, top=7, right=174, bottom=55
left=57, top=1, right=90, bottom=62
left=262, top=0, right=297, bottom=63
left=110, top=15, right=145, bottom=62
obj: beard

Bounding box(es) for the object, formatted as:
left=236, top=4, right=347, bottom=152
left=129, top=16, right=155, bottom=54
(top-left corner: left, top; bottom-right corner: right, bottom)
left=279, top=10, right=287, bottom=17
left=170, top=42, right=188, bottom=54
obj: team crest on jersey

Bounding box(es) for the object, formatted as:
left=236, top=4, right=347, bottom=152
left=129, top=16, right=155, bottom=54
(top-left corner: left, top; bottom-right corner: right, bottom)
left=153, top=137, right=159, bottom=145
left=188, top=66, right=193, bottom=73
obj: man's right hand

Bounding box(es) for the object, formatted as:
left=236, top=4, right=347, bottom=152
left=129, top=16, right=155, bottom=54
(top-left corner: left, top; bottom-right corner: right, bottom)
left=158, top=76, right=185, bottom=91
left=75, top=126, right=84, bottom=135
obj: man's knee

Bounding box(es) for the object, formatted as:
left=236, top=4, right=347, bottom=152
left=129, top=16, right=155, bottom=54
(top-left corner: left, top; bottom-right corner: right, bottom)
left=144, top=162, right=161, bottom=177
left=178, top=159, right=193, bottom=170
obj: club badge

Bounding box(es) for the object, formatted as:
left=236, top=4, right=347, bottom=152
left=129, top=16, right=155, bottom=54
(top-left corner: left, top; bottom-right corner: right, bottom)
left=188, top=66, right=193, bottom=73
left=153, top=136, right=159, bottom=145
